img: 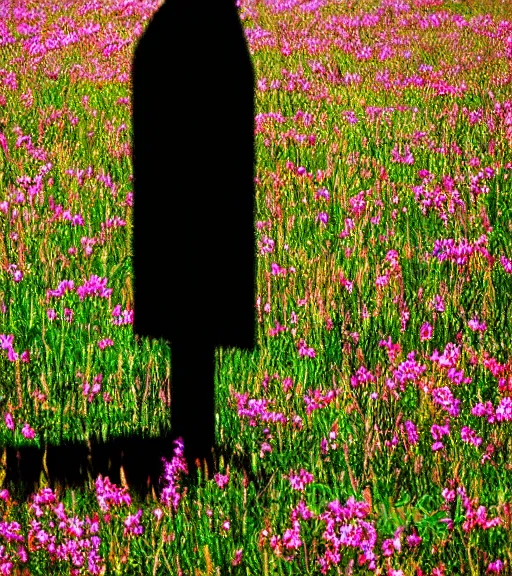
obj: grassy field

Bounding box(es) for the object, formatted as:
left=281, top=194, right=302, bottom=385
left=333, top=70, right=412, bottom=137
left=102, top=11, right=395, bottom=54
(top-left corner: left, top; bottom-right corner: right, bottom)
left=1, top=0, right=512, bottom=573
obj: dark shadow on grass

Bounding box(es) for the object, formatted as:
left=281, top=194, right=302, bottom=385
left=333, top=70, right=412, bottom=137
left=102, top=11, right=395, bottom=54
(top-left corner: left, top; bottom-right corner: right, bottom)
left=1, top=432, right=270, bottom=507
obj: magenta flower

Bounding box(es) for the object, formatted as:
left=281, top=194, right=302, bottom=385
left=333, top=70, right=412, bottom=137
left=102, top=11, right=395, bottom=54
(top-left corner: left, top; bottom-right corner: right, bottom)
left=468, top=316, right=487, bottom=332
left=95, top=475, right=132, bottom=513
left=406, top=530, right=422, bottom=547
left=260, top=442, right=272, bottom=458
left=4, top=413, right=14, bottom=431
left=14, top=545, right=27, bottom=564
left=214, top=473, right=230, bottom=489
left=316, top=212, right=329, bottom=225
left=270, top=262, right=287, bottom=276
left=460, top=426, right=483, bottom=448
left=343, top=110, right=358, bottom=124
left=430, top=294, right=445, bottom=312
left=431, top=421, right=450, bottom=441
left=442, top=487, right=456, bottom=502
left=67, top=516, right=85, bottom=539
left=304, top=388, right=338, bottom=415
left=159, top=438, right=189, bottom=511
left=298, top=339, right=315, bottom=358
left=382, top=538, right=395, bottom=557
left=495, top=397, right=512, bottom=422
left=431, top=386, right=461, bottom=417
left=292, top=500, right=314, bottom=522
left=315, top=187, right=330, bottom=201
left=404, top=420, right=418, bottom=445
left=232, top=548, right=243, bottom=566
left=420, top=322, right=433, bottom=341
left=282, top=524, right=302, bottom=549
left=124, top=509, right=144, bottom=537
left=286, top=468, right=314, bottom=491
left=376, top=273, right=390, bottom=287
left=21, top=423, right=35, bottom=439
left=282, top=377, right=293, bottom=392
left=6, top=347, right=19, bottom=362
left=97, top=338, right=114, bottom=350
left=351, top=365, right=376, bottom=388
left=471, top=400, right=495, bottom=420
left=487, top=559, right=504, bottom=573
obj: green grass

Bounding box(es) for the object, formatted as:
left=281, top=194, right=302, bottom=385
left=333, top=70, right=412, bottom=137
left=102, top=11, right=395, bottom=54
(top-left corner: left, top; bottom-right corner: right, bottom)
left=0, top=0, right=512, bottom=574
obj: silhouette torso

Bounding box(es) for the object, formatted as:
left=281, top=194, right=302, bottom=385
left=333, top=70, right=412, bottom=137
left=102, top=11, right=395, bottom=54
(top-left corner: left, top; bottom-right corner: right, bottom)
left=131, top=0, right=256, bottom=349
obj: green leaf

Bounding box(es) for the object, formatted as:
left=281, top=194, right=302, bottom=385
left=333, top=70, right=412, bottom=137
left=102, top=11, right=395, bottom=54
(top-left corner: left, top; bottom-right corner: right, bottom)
left=395, top=490, right=411, bottom=508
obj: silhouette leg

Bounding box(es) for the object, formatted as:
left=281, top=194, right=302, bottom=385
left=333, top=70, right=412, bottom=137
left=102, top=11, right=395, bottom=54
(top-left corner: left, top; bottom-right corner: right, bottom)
left=170, top=339, right=216, bottom=479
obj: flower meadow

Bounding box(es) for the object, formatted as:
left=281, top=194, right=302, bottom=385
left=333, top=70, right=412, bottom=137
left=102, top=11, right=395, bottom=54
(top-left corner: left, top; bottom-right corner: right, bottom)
left=0, top=0, right=512, bottom=573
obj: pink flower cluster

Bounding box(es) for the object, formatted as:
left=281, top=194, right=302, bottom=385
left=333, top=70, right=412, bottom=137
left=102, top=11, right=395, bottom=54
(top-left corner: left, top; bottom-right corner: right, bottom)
left=379, top=336, right=402, bottom=364
left=441, top=483, right=502, bottom=532
left=297, top=339, right=316, bottom=358
left=317, top=497, right=377, bottom=573
left=430, top=419, right=450, bottom=451
left=285, top=468, right=314, bottom=492
left=111, top=305, right=133, bottom=326
left=95, top=476, right=132, bottom=513
left=404, top=420, right=419, bottom=445
left=27, top=487, right=104, bottom=575
left=460, top=425, right=482, bottom=448
left=431, top=386, right=461, bottom=417
left=391, top=144, right=415, bottom=164
left=472, top=397, right=512, bottom=423
left=430, top=234, right=492, bottom=267
left=393, top=351, right=427, bottom=386
left=258, top=235, right=275, bottom=255
left=46, top=275, right=113, bottom=302
left=351, top=365, right=376, bottom=388
left=158, top=438, right=189, bottom=511
left=268, top=321, right=288, bottom=337
left=270, top=262, right=288, bottom=276
left=0, top=334, right=30, bottom=363
left=76, top=275, right=113, bottom=301
left=234, top=393, right=288, bottom=426
left=82, top=374, right=110, bottom=404
left=412, top=170, right=467, bottom=223
left=4, top=412, right=35, bottom=440
left=381, top=526, right=404, bottom=557
left=269, top=500, right=314, bottom=562
left=303, top=388, right=339, bottom=415
left=46, top=199, right=84, bottom=226
left=214, top=473, right=230, bottom=490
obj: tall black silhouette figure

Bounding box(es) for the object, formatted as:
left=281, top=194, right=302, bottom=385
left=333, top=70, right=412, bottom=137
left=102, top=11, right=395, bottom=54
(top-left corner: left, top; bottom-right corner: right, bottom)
left=131, top=0, right=256, bottom=485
